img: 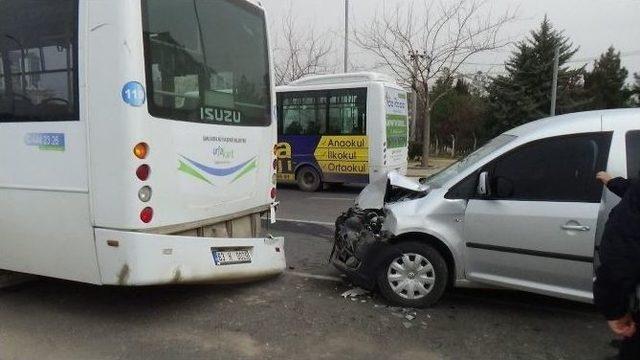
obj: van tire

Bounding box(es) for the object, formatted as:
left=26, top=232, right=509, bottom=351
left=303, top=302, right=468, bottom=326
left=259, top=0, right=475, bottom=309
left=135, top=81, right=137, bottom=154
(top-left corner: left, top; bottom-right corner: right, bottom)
left=296, top=166, right=321, bottom=192
left=376, top=242, right=448, bottom=308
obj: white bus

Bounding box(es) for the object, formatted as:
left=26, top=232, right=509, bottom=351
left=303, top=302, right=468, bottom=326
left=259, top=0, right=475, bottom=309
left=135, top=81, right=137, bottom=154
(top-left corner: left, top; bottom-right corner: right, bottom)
left=276, top=73, right=410, bottom=192
left=0, top=0, right=285, bottom=285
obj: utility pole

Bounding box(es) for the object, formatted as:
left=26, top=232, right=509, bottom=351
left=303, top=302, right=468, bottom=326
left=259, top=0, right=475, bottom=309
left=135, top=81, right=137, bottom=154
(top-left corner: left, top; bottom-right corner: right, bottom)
left=550, top=46, right=560, bottom=116
left=344, top=0, right=349, bottom=73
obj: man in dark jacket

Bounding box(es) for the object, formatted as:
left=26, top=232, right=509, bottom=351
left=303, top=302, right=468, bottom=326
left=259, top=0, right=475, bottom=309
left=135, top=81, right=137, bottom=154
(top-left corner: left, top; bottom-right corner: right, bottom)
left=594, top=171, right=640, bottom=359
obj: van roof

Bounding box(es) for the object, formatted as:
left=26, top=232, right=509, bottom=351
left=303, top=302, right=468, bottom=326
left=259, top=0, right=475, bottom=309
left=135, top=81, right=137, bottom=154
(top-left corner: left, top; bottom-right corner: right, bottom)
left=504, top=108, right=640, bottom=137
left=286, top=72, right=397, bottom=87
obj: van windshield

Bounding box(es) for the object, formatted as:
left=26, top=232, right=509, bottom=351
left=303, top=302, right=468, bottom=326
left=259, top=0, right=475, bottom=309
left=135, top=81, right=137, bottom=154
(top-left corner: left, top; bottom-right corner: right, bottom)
left=142, top=0, right=271, bottom=126
left=427, top=134, right=517, bottom=188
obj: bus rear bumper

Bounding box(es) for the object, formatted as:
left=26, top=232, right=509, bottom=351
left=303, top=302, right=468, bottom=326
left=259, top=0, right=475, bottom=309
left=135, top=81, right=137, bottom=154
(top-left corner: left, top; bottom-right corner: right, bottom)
left=94, top=228, right=286, bottom=286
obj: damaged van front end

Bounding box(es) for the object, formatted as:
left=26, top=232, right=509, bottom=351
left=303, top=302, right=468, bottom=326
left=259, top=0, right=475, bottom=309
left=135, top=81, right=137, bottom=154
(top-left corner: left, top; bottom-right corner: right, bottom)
left=331, top=172, right=429, bottom=290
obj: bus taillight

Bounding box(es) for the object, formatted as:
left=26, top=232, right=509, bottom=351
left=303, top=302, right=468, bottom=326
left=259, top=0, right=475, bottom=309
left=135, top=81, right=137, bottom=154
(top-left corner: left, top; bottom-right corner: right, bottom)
left=138, top=186, right=152, bottom=202
left=140, top=207, right=153, bottom=223
left=133, top=142, right=149, bottom=159
left=136, top=164, right=150, bottom=181
left=270, top=187, right=277, bottom=199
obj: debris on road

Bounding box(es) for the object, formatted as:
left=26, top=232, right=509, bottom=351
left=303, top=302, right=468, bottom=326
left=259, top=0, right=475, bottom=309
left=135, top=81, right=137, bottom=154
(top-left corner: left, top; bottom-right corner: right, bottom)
left=341, top=287, right=369, bottom=298
left=402, top=322, right=413, bottom=329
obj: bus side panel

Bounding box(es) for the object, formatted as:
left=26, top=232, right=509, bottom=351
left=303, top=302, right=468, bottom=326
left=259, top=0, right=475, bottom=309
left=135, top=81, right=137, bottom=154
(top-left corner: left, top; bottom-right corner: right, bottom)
left=277, top=135, right=370, bottom=184
left=0, top=190, right=99, bottom=284
left=277, top=135, right=317, bottom=182
left=0, top=2, right=101, bottom=283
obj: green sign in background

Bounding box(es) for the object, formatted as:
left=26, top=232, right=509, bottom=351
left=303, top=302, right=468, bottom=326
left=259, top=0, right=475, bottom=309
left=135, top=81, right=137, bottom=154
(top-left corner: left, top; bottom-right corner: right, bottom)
left=386, top=114, right=408, bottom=149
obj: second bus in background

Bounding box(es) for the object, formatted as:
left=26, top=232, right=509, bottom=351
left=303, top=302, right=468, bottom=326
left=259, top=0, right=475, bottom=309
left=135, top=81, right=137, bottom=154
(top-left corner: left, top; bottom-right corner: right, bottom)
left=275, top=73, right=410, bottom=192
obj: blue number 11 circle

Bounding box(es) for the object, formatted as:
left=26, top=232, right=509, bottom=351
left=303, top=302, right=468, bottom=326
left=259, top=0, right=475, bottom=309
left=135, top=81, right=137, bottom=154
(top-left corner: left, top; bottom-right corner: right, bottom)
left=122, top=81, right=146, bottom=107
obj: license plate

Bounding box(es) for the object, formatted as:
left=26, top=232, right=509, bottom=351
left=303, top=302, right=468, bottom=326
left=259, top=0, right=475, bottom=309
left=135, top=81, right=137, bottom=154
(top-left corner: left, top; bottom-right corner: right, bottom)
left=212, top=249, right=252, bottom=265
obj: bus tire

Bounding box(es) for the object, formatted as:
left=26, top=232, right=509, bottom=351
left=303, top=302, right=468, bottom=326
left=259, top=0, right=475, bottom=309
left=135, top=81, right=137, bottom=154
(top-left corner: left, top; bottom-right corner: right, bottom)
left=296, top=166, right=321, bottom=192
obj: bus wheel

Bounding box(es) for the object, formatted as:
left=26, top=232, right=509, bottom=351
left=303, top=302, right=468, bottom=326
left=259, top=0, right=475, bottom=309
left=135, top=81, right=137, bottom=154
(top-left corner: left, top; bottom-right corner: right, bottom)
left=296, top=166, right=321, bottom=192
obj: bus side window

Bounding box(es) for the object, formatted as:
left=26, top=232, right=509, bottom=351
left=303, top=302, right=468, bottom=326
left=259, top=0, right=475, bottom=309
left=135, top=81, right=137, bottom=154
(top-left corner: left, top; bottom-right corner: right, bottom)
left=327, top=88, right=367, bottom=135
left=627, top=131, right=640, bottom=179
left=281, top=91, right=326, bottom=136
left=0, top=0, right=78, bottom=123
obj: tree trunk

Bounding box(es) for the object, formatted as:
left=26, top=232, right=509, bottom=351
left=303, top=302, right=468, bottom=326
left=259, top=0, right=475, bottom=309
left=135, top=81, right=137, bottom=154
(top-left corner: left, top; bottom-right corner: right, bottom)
left=450, top=134, right=456, bottom=158
left=420, top=90, right=431, bottom=168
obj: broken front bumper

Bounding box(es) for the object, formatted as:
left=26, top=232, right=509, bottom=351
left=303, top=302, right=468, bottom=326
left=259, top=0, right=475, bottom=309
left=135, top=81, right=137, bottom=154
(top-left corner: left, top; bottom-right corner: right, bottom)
left=331, top=209, right=400, bottom=290
left=95, top=228, right=286, bottom=286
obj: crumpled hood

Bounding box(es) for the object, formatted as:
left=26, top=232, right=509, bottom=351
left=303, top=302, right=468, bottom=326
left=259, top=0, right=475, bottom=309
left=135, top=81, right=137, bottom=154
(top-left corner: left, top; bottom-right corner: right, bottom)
left=355, top=171, right=430, bottom=209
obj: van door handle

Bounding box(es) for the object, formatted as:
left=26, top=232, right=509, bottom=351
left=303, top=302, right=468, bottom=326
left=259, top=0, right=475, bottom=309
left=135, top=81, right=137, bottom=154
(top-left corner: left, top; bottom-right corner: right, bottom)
left=562, top=225, right=590, bottom=232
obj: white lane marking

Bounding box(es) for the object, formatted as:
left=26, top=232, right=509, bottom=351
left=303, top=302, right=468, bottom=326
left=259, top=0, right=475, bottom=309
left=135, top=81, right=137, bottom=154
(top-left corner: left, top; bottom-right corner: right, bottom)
left=287, top=271, right=344, bottom=282
left=277, top=218, right=335, bottom=227
left=307, top=197, right=355, bottom=201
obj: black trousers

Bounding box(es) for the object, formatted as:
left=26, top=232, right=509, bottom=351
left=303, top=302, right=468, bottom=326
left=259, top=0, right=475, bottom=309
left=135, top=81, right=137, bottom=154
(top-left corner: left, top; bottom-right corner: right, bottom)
left=619, top=326, right=640, bottom=359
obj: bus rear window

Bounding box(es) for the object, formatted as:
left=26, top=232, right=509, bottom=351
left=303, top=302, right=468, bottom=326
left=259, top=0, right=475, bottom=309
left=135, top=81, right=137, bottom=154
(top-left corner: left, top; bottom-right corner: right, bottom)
left=142, top=0, right=271, bottom=127
left=0, top=0, right=79, bottom=122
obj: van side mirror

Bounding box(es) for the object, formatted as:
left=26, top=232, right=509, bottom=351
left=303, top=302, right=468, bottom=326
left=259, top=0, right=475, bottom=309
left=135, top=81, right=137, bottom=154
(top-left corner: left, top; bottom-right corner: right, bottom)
left=477, top=171, right=489, bottom=196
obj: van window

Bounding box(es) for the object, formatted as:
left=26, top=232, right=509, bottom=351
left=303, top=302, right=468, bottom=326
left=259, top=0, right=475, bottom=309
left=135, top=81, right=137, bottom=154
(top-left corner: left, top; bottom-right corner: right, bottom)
left=627, top=131, right=640, bottom=179
left=0, top=0, right=79, bottom=122
left=490, top=133, right=612, bottom=203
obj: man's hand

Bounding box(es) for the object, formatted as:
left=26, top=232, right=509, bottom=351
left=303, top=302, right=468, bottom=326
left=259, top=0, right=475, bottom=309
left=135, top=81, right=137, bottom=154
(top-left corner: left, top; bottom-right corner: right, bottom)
left=608, top=314, right=637, bottom=338
left=597, top=171, right=613, bottom=186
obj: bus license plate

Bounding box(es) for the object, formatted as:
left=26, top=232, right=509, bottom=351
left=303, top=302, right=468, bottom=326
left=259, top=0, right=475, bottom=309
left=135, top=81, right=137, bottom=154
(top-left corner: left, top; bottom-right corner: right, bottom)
left=212, top=249, right=252, bottom=265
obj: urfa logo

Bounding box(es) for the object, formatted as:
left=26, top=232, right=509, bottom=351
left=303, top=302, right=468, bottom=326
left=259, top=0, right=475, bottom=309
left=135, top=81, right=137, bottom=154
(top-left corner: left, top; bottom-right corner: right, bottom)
left=201, top=107, right=242, bottom=124
left=212, top=145, right=234, bottom=160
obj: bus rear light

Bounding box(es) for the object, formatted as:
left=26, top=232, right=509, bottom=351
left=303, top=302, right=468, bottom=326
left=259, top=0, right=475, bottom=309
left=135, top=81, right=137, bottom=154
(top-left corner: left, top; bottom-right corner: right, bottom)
left=272, top=173, right=277, bottom=184
left=270, top=187, right=277, bottom=199
left=136, top=164, right=150, bottom=181
left=138, top=186, right=152, bottom=202
left=272, top=159, right=277, bottom=170
left=140, top=207, right=153, bottom=223
left=133, top=142, right=149, bottom=159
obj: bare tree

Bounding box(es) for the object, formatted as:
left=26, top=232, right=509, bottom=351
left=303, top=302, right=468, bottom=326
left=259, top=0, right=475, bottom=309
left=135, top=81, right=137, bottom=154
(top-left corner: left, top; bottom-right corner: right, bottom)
left=273, top=9, right=335, bottom=86
left=355, top=0, right=515, bottom=167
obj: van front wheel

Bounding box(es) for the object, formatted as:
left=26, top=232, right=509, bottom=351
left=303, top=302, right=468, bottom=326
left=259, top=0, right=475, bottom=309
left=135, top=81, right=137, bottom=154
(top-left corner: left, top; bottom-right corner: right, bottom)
left=296, top=166, right=321, bottom=192
left=376, top=242, right=448, bottom=308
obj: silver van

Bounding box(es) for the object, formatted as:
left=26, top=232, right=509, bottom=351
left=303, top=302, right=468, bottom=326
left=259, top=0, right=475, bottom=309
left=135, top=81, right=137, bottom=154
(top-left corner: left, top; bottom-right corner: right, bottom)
left=332, top=109, right=640, bottom=308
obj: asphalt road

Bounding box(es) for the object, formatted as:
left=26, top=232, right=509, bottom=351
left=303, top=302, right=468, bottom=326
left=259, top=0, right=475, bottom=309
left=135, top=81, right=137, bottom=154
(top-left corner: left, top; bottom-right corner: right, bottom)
left=0, top=187, right=617, bottom=360
left=276, top=184, right=362, bottom=224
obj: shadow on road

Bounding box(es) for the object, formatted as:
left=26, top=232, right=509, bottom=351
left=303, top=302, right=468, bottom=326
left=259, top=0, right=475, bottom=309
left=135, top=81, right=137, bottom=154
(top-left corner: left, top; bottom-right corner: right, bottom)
left=278, top=182, right=365, bottom=195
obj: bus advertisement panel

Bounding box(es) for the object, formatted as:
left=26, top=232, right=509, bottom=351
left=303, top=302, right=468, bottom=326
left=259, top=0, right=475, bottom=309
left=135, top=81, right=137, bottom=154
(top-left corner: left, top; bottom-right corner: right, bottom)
left=384, top=87, right=409, bottom=167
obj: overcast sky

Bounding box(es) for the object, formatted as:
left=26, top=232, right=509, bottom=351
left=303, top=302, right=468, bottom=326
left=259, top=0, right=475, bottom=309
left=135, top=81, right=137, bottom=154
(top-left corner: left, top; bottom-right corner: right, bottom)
left=261, top=0, right=640, bottom=81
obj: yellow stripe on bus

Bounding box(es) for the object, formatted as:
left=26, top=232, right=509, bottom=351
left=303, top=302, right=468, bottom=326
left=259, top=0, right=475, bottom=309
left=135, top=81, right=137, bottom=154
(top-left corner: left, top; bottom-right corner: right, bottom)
left=317, top=161, right=369, bottom=175
left=315, top=136, right=368, bottom=149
